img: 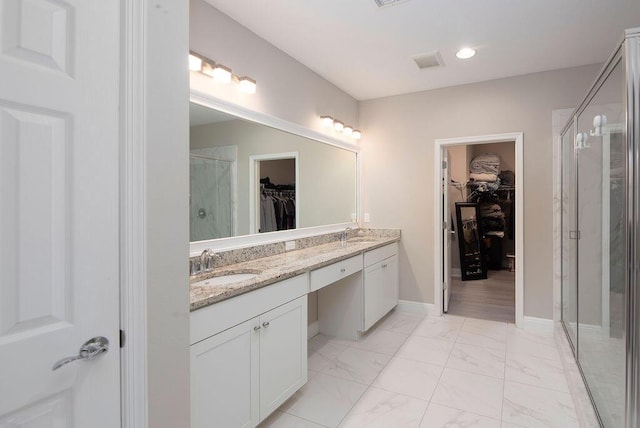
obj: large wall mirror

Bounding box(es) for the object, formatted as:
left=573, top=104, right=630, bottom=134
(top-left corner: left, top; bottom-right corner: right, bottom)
left=189, top=98, right=358, bottom=246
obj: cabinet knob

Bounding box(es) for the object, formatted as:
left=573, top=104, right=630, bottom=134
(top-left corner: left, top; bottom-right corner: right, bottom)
left=382, top=264, right=388, bottom=268
left=253, top=325, right=261, bottom=332
left=262, top=321, right=270, bottom=328
left=340, top=268, right=346, bottom=273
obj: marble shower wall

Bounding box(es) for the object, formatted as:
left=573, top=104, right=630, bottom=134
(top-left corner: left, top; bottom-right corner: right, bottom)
left=190, top=156, right=233, bottom=241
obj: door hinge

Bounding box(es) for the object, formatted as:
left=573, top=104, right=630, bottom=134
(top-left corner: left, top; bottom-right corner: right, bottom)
left=120, top=329, right=126, bottom=348
left=569, top=230, right=581, bottom=240
left=442, top=160, right=448, bottom=169
left=443, top=281, right=447, bottom=290
left=442, top=221, right=448, bottom=229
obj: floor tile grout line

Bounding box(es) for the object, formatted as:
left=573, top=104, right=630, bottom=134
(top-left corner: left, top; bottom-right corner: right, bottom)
left=332, top=322, right=416, bottom=428
left=426, top=401, right=503, bottom=424
left=277, top=410, right=332, bottom=428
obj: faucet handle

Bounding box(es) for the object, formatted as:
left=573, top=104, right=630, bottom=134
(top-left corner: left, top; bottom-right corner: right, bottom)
left=190, top=259, right=202, bottom=276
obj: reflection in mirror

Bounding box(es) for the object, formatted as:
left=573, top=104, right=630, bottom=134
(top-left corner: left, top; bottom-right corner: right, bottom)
left=189, top=102, right=357, bottom=242
left=455, top=202, right=487, bottom=281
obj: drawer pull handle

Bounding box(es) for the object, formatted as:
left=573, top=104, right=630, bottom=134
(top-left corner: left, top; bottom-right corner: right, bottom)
left=340, top=268, right=346, bottom=273
left=254, top=326, right=261, bottom=332
left=262, top=321, right=270, bottom=328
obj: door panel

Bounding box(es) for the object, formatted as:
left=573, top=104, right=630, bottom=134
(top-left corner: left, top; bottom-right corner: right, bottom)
left=259, top=296, right=307, bottom=421
left=443, top=149, right=452, bottom=312
left=0, top=0, right=120, bottom=424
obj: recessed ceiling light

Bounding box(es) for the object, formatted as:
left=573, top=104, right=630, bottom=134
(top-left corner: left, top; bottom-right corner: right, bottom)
left=456, top=47, right=476, bottom=59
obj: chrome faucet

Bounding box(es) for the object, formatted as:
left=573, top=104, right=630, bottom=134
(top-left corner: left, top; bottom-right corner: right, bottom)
left=341, top=227, right=352, bottom=247
left=201, top=248, right=217, bottom=271
left=190, top=248, right=219, bottom=276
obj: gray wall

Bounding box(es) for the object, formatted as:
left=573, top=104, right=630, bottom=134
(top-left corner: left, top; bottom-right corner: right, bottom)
left=359, top=64, right=601, bottom=318
left=190, top=0, right=359, bottom=136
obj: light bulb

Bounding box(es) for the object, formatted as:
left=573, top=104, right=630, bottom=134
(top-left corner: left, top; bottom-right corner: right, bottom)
left=320, top=116, right=334, bottom=127
left=344, top=125, right=353, bottom=136
left=352, top=130, right=362, bottom=140
left=238, top=76, right=256, bottom=94
left=203, top=63, right=232, bottom=83
left=334, top=121, right=344, bottom=132
left=456, top=47, right=476, bottom=59
left=188, top=54, right=202, bottom=71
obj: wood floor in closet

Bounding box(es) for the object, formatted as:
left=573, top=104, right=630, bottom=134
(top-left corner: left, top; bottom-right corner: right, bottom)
left=447, top=270, right=515, bottom=323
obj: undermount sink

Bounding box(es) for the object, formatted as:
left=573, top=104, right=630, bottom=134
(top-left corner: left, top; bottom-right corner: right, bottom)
left=192, top=273, right=258, bottom=288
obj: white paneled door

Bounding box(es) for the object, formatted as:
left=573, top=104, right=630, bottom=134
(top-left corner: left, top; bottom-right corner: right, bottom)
left=442, top=149, right=452, bottom=313
left=0, top=1, right=121, bottom=426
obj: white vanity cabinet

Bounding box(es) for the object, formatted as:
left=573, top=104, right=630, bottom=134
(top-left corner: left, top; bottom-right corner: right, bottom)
left=317, top=242, right=399, bottom=339
left=190, top=275, right=308, bottom=428
left=363, top=243, right=399, bottom=330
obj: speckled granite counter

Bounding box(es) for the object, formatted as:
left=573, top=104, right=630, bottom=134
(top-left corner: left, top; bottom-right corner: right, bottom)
left=190, top=229, right=400, bottom=311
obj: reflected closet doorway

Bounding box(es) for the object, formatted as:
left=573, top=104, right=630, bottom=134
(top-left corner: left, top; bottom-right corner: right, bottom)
left=434, top=133, right=524, bottom=326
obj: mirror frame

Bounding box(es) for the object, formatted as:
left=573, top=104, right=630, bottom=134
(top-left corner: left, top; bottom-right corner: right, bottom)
left=189, top=89, right=361, bottom=255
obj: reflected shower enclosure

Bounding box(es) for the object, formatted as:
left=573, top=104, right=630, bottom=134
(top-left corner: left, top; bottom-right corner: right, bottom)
left=190, top=155, right=234, bottom=241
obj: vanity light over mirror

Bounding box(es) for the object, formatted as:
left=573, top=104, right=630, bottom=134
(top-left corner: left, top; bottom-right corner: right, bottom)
left=189, top=101, right=358, bottom=243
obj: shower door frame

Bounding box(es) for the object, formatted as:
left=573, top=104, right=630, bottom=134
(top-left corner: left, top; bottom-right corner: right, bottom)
left=559, top=27, right=640, bottom=428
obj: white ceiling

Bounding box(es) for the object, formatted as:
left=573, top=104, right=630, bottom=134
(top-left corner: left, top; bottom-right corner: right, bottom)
left=203, top=0, right=640, bottom=100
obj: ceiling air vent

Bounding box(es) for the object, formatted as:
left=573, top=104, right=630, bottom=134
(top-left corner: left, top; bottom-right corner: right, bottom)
left=373, top=0, right=410, bottom=8
left=412, top=51, right=444, bottom=70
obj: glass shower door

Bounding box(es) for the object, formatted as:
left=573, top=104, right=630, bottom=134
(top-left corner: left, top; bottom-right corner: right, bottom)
left=575, top=59, right=626, bottom=427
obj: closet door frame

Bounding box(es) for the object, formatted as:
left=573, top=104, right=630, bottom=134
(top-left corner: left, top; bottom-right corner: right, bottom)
left=433, top=132, right=524, bottom=327
left=249, top=152, right=299, bottom=234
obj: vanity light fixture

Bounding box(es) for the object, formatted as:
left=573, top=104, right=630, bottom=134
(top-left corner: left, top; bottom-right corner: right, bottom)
left=321, top=115, right=334, bottom=127
left=188, top=52, right=203, bottom=72
left=237, top=76, right=257, bottom=94
left=212, top=64, right=232, bottom=83
left=456, top=47, right=476, bottom=59
left=189, top=50, right=257, bottom=94
left=319, top=115, right=362, bottom=140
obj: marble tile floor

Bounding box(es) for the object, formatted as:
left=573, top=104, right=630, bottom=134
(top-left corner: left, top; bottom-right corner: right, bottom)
left=259, top=310, right=586, bottom=428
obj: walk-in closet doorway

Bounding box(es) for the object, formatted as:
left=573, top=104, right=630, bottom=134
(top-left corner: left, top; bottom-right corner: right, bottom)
left=433, top=133, right=524, bottom=326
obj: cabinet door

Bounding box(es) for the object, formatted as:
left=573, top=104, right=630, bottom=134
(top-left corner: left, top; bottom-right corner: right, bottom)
left=259, top=296, right=308, bottom=422
left=191, top=318, right=259, bottom=428
left=380, top=254, right=399, bottom=316
left=364, top=262, right=384, bottom=331
left=363, top=255, right=399, bottom=331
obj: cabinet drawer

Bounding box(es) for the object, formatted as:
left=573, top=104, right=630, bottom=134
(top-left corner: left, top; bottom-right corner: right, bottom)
left=191, top=274, right=308, bottom=345
left=364, top=242, right=398, bottom=267
left=310, top=255, right=363, bottom=292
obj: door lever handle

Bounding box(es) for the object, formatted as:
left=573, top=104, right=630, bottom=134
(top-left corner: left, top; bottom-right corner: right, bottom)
left=52, top=336, right=109, bottom=371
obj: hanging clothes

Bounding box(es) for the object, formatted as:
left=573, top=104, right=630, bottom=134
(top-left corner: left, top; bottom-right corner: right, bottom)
left=260, top=193, right=277, bottom=233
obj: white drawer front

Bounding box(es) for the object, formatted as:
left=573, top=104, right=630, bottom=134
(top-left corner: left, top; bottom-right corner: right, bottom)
left=191, top=273, right=308, bottom=345
left=364, top=242, right=398, bottom=267
left=310, top=255, right=363, bottom=292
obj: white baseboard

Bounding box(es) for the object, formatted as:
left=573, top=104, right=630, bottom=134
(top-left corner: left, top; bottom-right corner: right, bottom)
left=396, top=300, right=438, bottom=316
left=451, top=268, right=461, bottom=278
left=307, top=321, right=319, bottom=339
left=522, top=316, right=554, bottom=333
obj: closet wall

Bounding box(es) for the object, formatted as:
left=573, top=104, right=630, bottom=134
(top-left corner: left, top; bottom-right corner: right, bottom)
left=261, top=159, right=295, bottom=184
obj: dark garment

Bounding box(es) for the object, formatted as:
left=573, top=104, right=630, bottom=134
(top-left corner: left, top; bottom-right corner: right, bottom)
left=498, top=170, right=515, bottom=186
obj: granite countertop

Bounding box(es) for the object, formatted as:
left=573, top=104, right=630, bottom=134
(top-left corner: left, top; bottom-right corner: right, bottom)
left=190, top=233, right=400, bottom=311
